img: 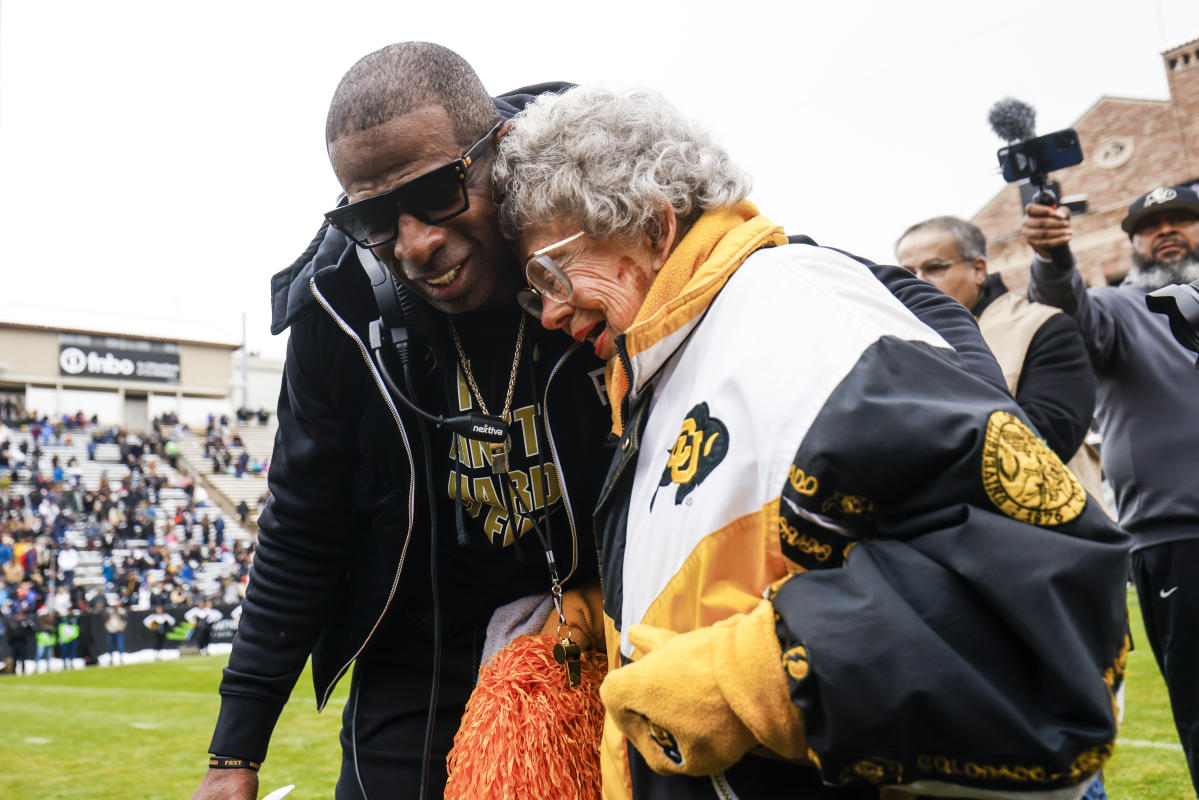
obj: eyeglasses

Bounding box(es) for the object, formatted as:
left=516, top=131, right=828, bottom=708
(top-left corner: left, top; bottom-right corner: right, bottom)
left=324, top=121, right=503, bottom=248
left=524, top=230, right=586, bottom=303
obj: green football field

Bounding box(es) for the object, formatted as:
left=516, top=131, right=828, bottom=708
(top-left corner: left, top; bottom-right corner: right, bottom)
left=0, top=587, right=1190, bottom=799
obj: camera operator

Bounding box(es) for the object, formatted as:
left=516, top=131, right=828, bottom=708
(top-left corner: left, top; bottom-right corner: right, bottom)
left=1023, top=185, right=1199, bottom=795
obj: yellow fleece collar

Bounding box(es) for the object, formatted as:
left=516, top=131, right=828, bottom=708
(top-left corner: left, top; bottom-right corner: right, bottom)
left=605, top=202, right=786, bottom=430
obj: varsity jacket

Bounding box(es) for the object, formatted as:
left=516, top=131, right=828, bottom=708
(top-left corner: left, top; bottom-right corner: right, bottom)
left=971, top=273, right=1104, bottom=506
left=1028, top=254, right=1199, bottom=551
left=597, top=206, right=1130, bottom=800
left=208, top=86, right=613, bottom=763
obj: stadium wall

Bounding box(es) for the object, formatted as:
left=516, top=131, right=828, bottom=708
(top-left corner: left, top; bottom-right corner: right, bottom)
left=0, top=321, right=238, bottom=428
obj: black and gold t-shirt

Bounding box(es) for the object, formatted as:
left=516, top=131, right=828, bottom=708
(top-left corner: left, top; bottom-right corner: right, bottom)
left=401, top=305, right=589, bottom=619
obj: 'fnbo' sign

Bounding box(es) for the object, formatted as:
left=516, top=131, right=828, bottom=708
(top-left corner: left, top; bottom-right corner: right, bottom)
left=59, top=345, right=181, bottom=383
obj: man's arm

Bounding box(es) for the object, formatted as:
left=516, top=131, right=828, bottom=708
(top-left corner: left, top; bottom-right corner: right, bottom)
left=1023, top=203, right=1121, bottom=370
left=201, top=314, right=359, bottom=775
left=1015, top=313, right=1097, bottom=461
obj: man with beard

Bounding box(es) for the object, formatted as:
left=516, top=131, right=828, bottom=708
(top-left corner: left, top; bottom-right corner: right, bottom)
left=1023, top=185, right=1199, bottom=795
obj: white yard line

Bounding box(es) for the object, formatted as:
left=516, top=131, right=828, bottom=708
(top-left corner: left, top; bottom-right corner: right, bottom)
left=1120, top=738, right=1184, bottom=752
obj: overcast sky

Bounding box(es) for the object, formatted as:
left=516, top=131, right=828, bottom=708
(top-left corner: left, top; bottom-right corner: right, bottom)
left=2, top=0, right=1198, bottom=360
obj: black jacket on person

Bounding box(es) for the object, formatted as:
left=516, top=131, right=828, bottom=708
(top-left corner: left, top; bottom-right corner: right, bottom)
left=209, top=86, right=616, bottom=764
left=207, top=86, right=1007, bottom=764
left=972, top=272, right=1096, bottom=462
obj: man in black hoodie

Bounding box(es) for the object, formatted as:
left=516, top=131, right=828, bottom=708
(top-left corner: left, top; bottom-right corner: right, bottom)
left=191, top=43, right=613, bottom=800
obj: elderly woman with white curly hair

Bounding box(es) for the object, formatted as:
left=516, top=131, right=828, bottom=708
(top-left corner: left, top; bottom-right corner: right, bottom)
left=493, top=86, right=1129, bottom=800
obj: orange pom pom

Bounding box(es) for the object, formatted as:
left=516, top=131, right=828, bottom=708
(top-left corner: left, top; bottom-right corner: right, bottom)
left=445, top=633, right=608, bottom=800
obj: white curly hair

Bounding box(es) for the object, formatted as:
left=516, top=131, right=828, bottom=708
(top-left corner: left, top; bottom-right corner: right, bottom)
left=493, top=86, right=751, bottom=245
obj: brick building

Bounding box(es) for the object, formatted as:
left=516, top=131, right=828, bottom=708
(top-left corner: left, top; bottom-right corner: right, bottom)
left=973, top=37, right=1199, bottom=291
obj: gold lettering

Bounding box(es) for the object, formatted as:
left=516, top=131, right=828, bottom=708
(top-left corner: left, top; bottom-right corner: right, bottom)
left=511, top=405, right=538, bottom=456
left=915, top=753, right=1070, bottom=784
left=472, top=476, right=501, bottom=509
left=513, top=515, right=535, bottom=538
left=788, top=465, right=818, bottom=496
left=447, top=472, right=473, bottom=502
left=541, top=463, right=562, bottom=505
left=482, top=505, right=507, bottom=542
left=470, top=438, right=493, bottom=470
left=451, top=434, right=476, bottom=468
left=778, top=519, right=832, bottom=561
left=505, top=471, right=534, bottom=513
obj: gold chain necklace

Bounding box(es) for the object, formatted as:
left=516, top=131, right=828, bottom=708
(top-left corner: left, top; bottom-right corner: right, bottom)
left=448, top=313, right=526, bottom=474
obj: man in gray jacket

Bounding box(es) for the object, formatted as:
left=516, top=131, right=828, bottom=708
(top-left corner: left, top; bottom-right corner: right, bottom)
left=1023, top=185, right=1199, bottom=795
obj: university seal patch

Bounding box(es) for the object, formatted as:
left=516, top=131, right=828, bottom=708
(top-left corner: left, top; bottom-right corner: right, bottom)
left=651, top=402, right=728, bottom=509
left=981, top=410, right=1085, bottom=526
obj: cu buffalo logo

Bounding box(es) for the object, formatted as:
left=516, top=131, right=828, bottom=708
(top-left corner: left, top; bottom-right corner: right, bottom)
left=651, top=402, right=728, bottom=510
left=634, top=711, right=684, bottom=766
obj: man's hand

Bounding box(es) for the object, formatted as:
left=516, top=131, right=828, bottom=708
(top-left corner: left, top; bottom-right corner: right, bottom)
left=599, top=601, right=809, bottom=776
left=189, top=768, right=258, bottom=800
left=1022, top=202, right=1073, bottom=259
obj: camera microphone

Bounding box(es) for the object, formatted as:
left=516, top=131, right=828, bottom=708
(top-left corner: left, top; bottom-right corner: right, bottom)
left=988, top=98, right=1037, bottom=145
left=988, top=96, right=1078, bottom=272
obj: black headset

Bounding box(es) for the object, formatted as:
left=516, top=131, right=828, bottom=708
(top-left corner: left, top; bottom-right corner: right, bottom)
left=358, top=245, right=509, bottom=446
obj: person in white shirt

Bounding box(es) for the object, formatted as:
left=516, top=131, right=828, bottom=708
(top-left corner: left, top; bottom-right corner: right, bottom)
left=56, top=544, right=80, bottom=587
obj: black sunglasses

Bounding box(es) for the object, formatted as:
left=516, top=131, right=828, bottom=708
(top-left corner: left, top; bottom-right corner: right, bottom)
left=325, top=120, right=502, bottom=248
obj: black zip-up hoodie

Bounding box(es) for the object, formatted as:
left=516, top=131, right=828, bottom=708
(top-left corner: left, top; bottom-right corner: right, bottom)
left=209, top=85, right=613, bottom=762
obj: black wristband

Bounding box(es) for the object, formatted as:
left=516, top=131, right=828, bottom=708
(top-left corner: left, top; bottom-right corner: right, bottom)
left=208, top=755, right=261, bottom=772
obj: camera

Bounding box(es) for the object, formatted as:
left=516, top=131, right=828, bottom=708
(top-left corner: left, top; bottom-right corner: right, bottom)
left=997, top=129, right=1083, bottom=185
left=1147, top=280, right=1199, bottom=367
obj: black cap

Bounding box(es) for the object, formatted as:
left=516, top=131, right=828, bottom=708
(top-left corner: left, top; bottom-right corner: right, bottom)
left=1122, top=185, right=1199, bottom=236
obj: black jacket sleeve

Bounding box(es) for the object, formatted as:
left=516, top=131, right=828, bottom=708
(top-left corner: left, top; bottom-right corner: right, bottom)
left=1014, top=313, right=1096, bottom=462
left=209, top=313, right=359, bottom=762
left=868, top=264, right=1009, bottom=395
left=771, top=336, right=1128, bottom=795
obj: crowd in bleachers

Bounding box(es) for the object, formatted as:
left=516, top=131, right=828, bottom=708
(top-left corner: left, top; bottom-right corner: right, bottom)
left=203, top=413, right=270, bottom=479
left=0, top=410, right=257, bottom=673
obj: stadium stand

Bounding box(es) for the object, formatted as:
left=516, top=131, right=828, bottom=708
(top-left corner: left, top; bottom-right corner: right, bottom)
left=0, top=413, right=257, bottom=672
